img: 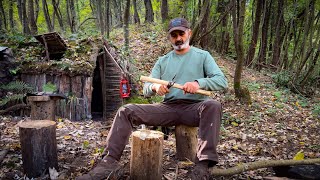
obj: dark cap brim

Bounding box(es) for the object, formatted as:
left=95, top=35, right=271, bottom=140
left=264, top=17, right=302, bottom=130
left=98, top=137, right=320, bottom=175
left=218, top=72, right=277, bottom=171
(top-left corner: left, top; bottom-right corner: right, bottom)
left=168, top=27, right=188, bottom=33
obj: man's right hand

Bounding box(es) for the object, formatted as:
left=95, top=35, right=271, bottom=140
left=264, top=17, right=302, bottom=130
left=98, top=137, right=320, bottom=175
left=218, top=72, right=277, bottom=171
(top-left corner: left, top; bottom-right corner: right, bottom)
left=152, top=83, right=170, bottom=96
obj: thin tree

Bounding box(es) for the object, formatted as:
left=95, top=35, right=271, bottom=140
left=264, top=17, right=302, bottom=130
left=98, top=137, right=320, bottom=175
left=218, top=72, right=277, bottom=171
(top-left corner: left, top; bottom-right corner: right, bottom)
left=161, top=0, right=168, bottom=23
left=42, top=0, right=54, bottom=32
left=133, top=0, right=140, bottom=24
left=271, top=0, right=285, bottom=67
left=231, top=0, right=251, bottom=104
left=52, top=0, right=65, bottom=32
left=0, top=0, right=7, bottom=31
left=105, top=0, right=110, bottom=37
left=257, top=0, right=272, bottom=71
left=190, top=0, right=210, bottom=45
left=28, top=0, right=38, bottom=35
left=22, top=0, right=31, bottom=34
left=123, top=0, right=130, bottom=52
left=9, top=0, right=14, bottom=30
left=246, top=0, right=263, bottom=66
left=144, top=0, right=154, bottom=23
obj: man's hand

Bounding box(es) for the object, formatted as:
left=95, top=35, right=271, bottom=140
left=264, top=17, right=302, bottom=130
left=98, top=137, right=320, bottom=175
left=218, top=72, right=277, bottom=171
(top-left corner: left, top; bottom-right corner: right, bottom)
left=152, top=83, right=170, bottom=96
left=182, top=81, right=200, bottom=94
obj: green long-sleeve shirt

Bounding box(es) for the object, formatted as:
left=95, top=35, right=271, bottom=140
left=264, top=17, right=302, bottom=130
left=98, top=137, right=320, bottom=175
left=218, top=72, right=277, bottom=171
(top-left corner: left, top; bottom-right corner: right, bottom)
left=143, top=46, right=228, bottom=102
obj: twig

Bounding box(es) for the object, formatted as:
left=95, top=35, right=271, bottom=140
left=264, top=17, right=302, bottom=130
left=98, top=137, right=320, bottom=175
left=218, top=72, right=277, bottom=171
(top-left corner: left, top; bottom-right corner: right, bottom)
left=174, top=164, right=179, bottom=180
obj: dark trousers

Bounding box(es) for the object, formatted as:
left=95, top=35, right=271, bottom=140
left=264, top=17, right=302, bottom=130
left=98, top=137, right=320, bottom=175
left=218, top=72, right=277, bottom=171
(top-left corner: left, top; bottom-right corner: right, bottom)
left=105, top=99, right=222, bottom=163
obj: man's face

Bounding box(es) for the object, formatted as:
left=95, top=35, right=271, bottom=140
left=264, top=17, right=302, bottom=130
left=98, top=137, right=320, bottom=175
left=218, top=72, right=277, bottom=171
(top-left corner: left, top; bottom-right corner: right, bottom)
left=169, top=29, right=191, bottom=51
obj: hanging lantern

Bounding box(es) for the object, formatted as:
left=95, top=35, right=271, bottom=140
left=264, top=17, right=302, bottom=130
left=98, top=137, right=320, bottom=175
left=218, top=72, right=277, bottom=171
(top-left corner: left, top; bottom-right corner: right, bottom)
left=120, top=78, right=130, bottom=98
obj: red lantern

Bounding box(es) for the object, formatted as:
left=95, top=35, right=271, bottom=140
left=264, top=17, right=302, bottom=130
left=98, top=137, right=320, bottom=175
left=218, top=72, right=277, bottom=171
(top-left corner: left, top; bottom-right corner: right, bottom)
left=120, top=78, right=130, bottom=98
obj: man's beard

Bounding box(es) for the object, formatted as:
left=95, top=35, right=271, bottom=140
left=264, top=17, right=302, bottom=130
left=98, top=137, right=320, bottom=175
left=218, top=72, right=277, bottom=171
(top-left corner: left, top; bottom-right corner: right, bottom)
left=172, top=36, right=190, bottom=51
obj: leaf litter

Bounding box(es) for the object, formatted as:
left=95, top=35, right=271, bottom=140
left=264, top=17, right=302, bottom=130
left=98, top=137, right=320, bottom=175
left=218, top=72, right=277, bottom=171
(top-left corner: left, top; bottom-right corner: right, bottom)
left=0, top=26, right=319, bottom=179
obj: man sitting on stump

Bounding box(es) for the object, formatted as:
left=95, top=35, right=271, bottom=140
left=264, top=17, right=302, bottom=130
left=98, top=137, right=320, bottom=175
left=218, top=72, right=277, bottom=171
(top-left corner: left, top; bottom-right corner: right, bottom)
left=77, top=17, right=228, bottom=180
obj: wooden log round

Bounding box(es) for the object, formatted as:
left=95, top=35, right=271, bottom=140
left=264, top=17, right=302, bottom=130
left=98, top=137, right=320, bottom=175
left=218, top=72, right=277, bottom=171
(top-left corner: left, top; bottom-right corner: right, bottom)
left=130, top=130, right=164, bottom=180
left=175, top=125, right=198, bottom=162
left=28, top=96, right=56, bottom=121
left=19, top=120, right=58, bottom=178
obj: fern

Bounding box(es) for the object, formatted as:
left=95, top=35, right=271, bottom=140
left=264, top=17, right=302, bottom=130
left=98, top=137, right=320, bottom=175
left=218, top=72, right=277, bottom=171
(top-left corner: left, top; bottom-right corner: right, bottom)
left=0, top=94, right=25, bottom=106
left=0, top=81, right=34, bottom=94
left=0, top=81, right=34, bottom=107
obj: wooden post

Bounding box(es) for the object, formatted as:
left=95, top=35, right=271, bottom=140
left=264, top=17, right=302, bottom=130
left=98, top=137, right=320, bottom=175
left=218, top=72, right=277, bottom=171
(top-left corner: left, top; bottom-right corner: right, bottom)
left=28, top=96, right=57, bottom=121
left=130, top=130, right=164, bottom=180
left=19, top=120, right=58, bottom=178
left=175, top=125, right=198, bottom=162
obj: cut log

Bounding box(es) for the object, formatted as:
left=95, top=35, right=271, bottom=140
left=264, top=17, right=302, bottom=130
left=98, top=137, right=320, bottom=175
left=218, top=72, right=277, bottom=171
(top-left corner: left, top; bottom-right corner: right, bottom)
left=28, top=96, right=56, bottom=121
left=175, top=125, right=198, bottom=162
left=19, top=120, right=58, bottom=178
left=130, top=130, right=164, bottom=180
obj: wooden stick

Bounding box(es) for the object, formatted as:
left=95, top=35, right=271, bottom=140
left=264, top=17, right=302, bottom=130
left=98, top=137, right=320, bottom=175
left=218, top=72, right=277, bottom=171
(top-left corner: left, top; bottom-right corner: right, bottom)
left=140, top=76, right=212, bottom=96
left=210, top=158, right=320, bottom=176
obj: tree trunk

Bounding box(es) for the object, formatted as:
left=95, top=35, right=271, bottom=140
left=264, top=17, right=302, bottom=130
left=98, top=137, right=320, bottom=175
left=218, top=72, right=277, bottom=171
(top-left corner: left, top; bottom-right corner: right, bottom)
left=257, top=0, right=271, bottom=71
left=133, top=0, right=140, bottom=24
left=70, top=0, right=77, bottom=32
left=271, top=0, right=285, bottom=67
left=42, top=0, right=53, bottom=32
left=161, top=0, right=168, bottom=23
left=190, top=0, right=210, bottom=45
left=144, top=0, right=154, bottom=23
left=217, top=0, right=230, bottom=55
left=9, top=0, right=14, bottom=30
left=179, top=0, right=189, bottom=18
left=22, top=0, right=31, bottom=34
left=17, top=0, right=23, bottom=25
left=246, top=0, right=263, bottom=66
left=199, top=1, right=211, bottom=48
left=294, top=0, right=315, bottom=83
left=232, top=0, right=251, bottom=104
left=52, top=0, right=65, bottom=32
left=96, top=0, right=104, bottom=34
left=105, top=0, right=110, bottom=37
left=35, top=0, right=40, bottom=21
left=28, top=0, right=38, bottom=35
left=0, top=0, right=7, bottom=30
left=123, top=0, right=130, bottom=52
left=113, top=0, right=123, bottom=26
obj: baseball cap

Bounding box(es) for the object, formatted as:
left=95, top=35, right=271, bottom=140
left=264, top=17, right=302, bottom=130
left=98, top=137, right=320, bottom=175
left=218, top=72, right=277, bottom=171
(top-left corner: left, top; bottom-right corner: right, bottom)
left=168, top=18, right=190, bottom=33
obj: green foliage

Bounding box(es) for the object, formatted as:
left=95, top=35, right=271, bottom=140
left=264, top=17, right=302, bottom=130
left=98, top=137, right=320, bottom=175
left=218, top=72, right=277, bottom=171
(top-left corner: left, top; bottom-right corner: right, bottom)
left=42, top=82, right=57, bottom=93
left=273, top=91, right=282, bottom=99
left=124, top=95, right=163, bottom=105
left=272, top=71, right=292, bottom=88
left=244, top=82, right=261, bottom=92
left=0, top=81, right=34, bottom=106
left=125, top=95, right=150, bottom=104
left=0, top=81, right=34, bottom=94
left=312, top=103, right=320, bottom=118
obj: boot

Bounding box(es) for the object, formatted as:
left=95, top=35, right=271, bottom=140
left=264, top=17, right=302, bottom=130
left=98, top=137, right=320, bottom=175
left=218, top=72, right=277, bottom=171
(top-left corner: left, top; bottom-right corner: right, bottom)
left=76, top=158, right=120, bottom=180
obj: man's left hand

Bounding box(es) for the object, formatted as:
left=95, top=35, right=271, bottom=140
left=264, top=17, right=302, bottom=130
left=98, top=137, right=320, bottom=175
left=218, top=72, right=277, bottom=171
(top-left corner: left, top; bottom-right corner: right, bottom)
left=182, top=81, right=200, bottom=94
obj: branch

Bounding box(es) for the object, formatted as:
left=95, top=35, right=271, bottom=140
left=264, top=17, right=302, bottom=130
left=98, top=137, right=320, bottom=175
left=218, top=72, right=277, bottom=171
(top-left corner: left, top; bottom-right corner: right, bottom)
left=78, top=17, right=97, bottom=30
left=0, top=104, right=29, bottom=115
left=210, top=158, right=320, bottom=176
left=194, top=2, right=234, bottom=43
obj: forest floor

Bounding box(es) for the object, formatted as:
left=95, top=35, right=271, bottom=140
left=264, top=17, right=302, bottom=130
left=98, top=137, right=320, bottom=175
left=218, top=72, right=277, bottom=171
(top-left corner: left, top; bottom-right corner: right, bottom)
left=0, top=25, right=320, bottom=180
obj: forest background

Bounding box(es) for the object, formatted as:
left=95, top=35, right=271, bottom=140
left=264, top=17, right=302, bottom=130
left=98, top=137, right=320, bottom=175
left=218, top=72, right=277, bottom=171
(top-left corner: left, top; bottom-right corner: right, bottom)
left=0, top=0, right=320, bottom=101
left=0, top=0, right=320, bottom=179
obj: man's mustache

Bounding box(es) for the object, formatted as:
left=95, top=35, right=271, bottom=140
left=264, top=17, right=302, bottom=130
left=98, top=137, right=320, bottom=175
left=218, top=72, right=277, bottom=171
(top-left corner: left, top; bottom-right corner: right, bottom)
left=175, top=41, right=184, bottom=46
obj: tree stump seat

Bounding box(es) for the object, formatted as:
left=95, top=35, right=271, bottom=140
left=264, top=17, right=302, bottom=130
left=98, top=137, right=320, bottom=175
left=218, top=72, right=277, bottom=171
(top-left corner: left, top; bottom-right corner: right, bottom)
left=175, top=125, right=198, bottom=162
left=130, top=130, right=164, bottom=180
left=19, top=120, right=58, bottom=178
